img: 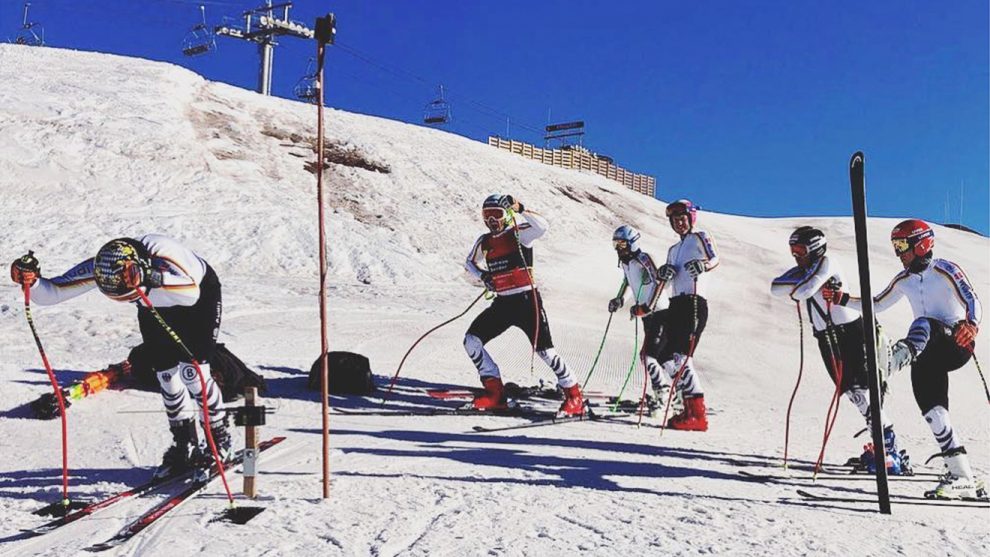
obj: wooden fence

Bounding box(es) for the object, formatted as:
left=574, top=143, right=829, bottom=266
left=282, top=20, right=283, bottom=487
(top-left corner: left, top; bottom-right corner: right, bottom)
left=487, top=136, right=656, bottom=197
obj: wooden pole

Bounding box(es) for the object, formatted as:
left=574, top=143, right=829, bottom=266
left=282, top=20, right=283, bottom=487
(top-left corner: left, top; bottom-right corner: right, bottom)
left=243, top=387, right=259, bottom=498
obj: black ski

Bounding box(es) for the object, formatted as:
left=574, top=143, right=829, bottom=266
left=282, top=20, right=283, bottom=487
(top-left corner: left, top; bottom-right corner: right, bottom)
left=738, top=470, right=934, bottom=483
left=796, top=488, right=989, bottom=509
left=471, top=408, right=630, bottom=433
left=86, top=436, right=286, bottom=552
left=332, top=404, right=558, bottom=418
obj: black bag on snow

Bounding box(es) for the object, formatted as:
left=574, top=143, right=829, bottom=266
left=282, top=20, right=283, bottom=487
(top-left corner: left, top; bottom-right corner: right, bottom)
left=126, top=343, right=268, bottom=401
left=308, top=351, right=375, bottom=395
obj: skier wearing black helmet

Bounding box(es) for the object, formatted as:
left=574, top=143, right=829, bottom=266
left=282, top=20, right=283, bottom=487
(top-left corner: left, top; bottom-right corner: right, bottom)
left=463, top=194, right=585, bottom=416
left=10, top=234, right=229, bottom=481
left=771, top=225, right=909, bottom=474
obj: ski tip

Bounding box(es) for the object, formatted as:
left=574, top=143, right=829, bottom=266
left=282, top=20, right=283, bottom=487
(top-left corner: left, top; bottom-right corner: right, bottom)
left=850, top=151, right=864, bottom=166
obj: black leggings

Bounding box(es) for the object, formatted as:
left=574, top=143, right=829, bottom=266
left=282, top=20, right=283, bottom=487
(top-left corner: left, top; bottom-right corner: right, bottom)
left=137, top=265, right=222, bottom=371
left=658, top=295, right=708, bottom=362
left=910, top=318, right=972, bottom=414
left=814, top=318, right=868, bottom=394
left=466, top=289, right=554, bottom=351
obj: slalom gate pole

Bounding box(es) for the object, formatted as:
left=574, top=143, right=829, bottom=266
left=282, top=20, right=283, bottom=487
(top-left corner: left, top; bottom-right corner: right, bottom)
left=660, top=279, right=699, bottom=435
left=973, top=354, right=990, bottom=405
left=581, top=280, right=628, bottom=389
left=314, top=13, right=336, bottom=501
left=21, top=282, right=73, bottom=513
left=381, top=290, right=488, bottom=404
left=509, top=209, right=539, bottom=375
left=133, top=289, right=234, bottom=507
left=783, top=302, right=805, bottom=470
left=611, top=279, right=647, bottom=411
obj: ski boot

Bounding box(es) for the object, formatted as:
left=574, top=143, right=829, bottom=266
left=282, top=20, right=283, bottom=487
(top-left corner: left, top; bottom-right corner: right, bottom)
left=154, top=418, right=198, bottom=480
left=666, top=395, right=708, bottom=432
left=857, top=426, right=913, bottom=475
left=191, top=415, right=233, bottom=482
left=558, top=384, right=585, bottom=416
left=472, top=376, right=507, bottom=411
left=926, top=447, right=988, bottom=500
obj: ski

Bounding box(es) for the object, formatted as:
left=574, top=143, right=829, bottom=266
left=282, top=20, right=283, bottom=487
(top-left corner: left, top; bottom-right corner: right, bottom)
left=738, top=469, right=933, bottom=483
left=471, top=409, right=630, bottom=433
left=4, top=470, right=191, bottom=543
left=796, top=488, right=989, bottom=509
left=85, top=436, right=286, bottom=552
left=332, top=405, right=558, bottom=418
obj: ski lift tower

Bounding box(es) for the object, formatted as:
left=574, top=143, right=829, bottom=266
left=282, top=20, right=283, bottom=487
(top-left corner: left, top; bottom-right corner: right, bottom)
left=213, top=1, right=319, bottom=96
left=14, top=2, right=44, bottom=46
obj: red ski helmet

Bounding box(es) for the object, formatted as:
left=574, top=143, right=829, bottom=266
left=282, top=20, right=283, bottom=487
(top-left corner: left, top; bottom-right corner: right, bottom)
left=666, top=199, right=698, bottom=228
left=890, top=219, right=934, bottom=258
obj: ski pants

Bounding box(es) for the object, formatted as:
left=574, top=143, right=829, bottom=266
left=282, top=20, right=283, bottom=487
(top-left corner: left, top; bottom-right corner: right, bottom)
left=657, top=295, right=708, bottom=363
left=909, top=318, right=973, bottom=415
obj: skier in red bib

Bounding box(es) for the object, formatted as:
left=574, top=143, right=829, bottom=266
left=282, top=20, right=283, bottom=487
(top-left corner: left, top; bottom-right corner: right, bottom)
left=463, top=194, right=584, bottom=415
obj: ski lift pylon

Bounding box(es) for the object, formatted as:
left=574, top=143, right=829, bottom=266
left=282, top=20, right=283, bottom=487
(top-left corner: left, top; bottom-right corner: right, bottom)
left=182, top=5, right=216, bottom=57
left=423, top=85, right=451, bottom=125
left=14, top=2, right=44, bottom=46
left=293, top=58, right=319, bottom=103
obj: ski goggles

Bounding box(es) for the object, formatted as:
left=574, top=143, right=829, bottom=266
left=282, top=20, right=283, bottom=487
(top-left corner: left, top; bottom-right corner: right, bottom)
left=612, top=239, right=630, bottom=251
left=790, top=244, right=809, bottom=258
left=891, top=238, right=911, bottom=255
left=482, top=207, right=507, bottom=230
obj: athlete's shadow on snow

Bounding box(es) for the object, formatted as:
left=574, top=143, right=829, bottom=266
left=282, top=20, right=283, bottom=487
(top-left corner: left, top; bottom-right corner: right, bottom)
left=293, top=427, right=797, bottom=502
left=0, top=466, right=151, bottom=505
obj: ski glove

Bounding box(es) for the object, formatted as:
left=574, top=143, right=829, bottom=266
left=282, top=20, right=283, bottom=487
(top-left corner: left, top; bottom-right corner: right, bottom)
left=607, top=296, right=623, bottom=313
left=657, top=264, right=676, bottom=282
left=497, top=195, right=523, bottom=213
left=684, top=259, right=706, bottom=278
left=630, top=304, right=650, bottom=318
left=820, top=284, right=849, bottom=306
left=121, top=259, right=163, bottom=290
left=953, top=321, right=978, bottom=348
left=479, top=271, right=496, bottom=292
left=10, top=251, right=40, bottom=287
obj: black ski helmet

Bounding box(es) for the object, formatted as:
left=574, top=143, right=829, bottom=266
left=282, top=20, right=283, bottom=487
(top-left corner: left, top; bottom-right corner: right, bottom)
left=93, top=238, right=149, bottom=300
left=788, top=226, right=826, bottom=263
left=481, top=194, right=510, bottom=232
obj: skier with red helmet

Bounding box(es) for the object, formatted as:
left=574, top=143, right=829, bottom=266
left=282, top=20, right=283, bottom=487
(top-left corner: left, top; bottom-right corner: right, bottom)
left=463, top=194, right=585, bottom=416
left=10, top=235, right=230, bottom=481
left=823, top=219, right=984, bottom=500
left=771, top=226, right=909, bottom=474
left=654, top=199, right=719, bottom=431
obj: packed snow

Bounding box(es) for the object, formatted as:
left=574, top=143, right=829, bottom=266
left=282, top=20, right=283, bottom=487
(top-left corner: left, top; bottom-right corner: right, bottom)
left=0, top=44, right=987, bottom=556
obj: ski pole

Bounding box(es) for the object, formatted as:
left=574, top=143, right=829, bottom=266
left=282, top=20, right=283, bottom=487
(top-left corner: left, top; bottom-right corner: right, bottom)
left=132, top=288, right=235, bottom=507
left=661, top=279, right=699, bottom=435
left=783, top=302, right=805, bottom=470
left=382, top=290, right=487, bottom=404
left=973, top=353, right=989, bottom=405
left=813, top=300, right=844, bottom=477
left=582, top=279, right=628, bottom=389
left=20, top=271, right=73, bottom=513
left=509, top=208, right=540, bottom=375
left=610, top=279, right=648, bottom=411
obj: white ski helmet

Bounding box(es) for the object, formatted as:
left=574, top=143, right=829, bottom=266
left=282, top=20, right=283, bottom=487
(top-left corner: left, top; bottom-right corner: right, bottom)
left=612, top=225, right=641, bottom=256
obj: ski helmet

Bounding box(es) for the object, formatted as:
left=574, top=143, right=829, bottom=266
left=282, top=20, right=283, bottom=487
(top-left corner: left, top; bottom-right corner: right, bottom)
left=666, top=199, right=698, bottom=229
left=612, top=225, right=641, bottom=260
left=788, top=226, right=827, bottom=264
left=481, top=194, right=510, bottom=232
left=93, top=238, right=149, bottom=300
left=890, top=219, right=934, bottom=259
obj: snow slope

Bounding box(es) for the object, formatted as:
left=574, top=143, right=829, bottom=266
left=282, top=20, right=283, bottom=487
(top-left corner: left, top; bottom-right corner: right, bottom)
left=0, top=44, right=987, bottom=556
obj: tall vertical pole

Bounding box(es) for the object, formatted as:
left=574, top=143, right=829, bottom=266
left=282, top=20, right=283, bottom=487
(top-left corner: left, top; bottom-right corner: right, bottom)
left=315, top=13, right=336, bottom=501
left=259, top=38, right=274, bottom=95
left=848, top=151, right=892, bottom=514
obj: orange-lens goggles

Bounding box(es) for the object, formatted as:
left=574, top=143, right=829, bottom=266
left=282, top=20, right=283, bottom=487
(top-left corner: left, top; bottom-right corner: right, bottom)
left=891, top=238, right=911, bottom=255
left=613, top=239, right=629, bottom=250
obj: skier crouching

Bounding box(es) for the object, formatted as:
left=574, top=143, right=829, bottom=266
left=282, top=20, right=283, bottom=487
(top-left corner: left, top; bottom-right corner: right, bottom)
left=771, top=226, right=909, bottom=474
left=823, top=219, right=985, bottom=500
left=463, top=194, right=584, bottom=416
left=10, top=234, right=230, bottom=480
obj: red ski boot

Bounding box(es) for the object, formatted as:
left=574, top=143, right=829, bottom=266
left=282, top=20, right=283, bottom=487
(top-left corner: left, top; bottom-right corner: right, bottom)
left=472, top=377, right=506, bottom=410
left=558, top=384, right=586, bottom=416
left=666, top=395, right=708, bottom=431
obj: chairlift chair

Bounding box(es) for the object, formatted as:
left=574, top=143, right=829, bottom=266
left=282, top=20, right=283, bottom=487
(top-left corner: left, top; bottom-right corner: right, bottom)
left=423, top=85, right=451, bottom=125
left=182, top=6, right=216, bottom=57
left=294, top=58, right=319, bottom=103
left=15, top=3, right=43, bottom=46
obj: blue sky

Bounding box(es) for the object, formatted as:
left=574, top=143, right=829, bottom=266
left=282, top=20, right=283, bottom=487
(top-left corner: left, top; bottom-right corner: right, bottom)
left=4, top=0, right=988, bottom=234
